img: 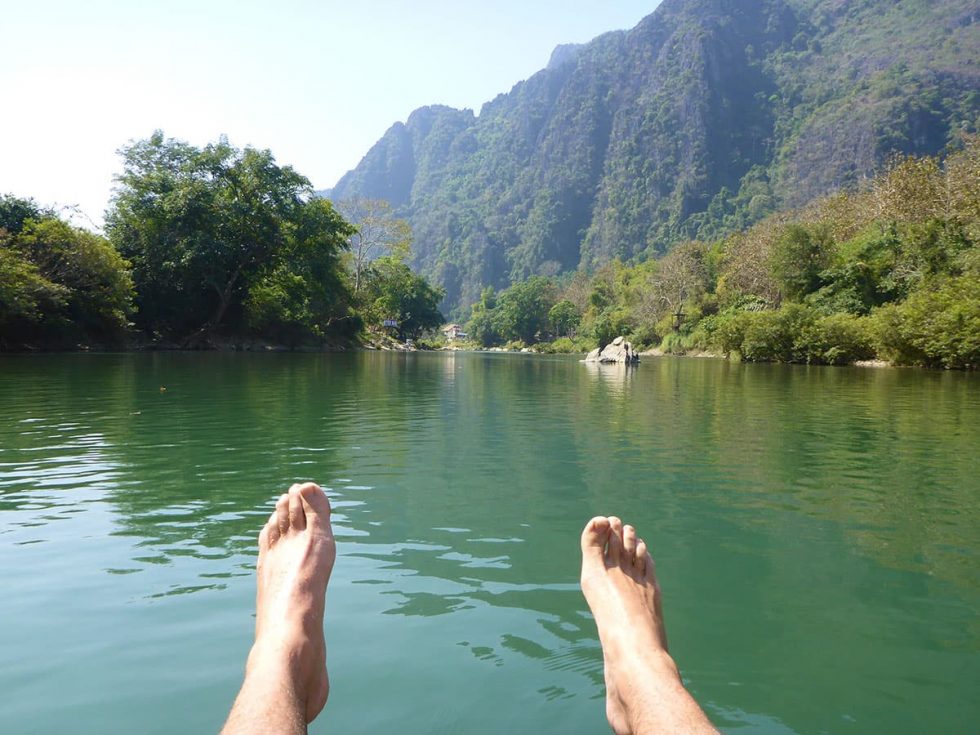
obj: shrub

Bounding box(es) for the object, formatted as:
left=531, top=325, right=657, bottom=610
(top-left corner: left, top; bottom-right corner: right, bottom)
left=740, top=304, right=817, bottom=362
left=536, top=336, right=593, bottom=354
left=591, top=308, right=634, bottom=348
left=871, top=274, right=980, bottom=368
left=659, top=332, right=695, bottom=354
left=798, top=313, right=875, bottom=365
left=710, top=311, right=751, bottom=356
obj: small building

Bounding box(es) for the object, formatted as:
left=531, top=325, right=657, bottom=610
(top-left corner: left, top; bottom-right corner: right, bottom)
left=442, top=323, right=467, bottom=341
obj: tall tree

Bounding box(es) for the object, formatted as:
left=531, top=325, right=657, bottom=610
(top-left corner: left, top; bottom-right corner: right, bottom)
left=334, top=197, right=411, bottom=293
left=644, top=241, right=710, bottom=328
left=361, top=256, right=444, bottom=340
left=107, top=131, right=351, bottom=343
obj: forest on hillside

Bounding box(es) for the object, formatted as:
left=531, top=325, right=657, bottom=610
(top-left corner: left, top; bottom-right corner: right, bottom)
left=330, top=0, right=980, bottom=314
left=461, top=138, right=980, bottom=369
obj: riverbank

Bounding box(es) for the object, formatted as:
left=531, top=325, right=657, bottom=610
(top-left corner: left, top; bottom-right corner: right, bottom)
left=2, top=334, right=965, bottom=371
left=436, top=341, right=920, bottom=370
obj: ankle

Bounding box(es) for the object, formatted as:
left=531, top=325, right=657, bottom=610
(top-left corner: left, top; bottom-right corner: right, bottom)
left=621, top=644, right=679, bottom=676
left=247, top=634, right=302, bottom=674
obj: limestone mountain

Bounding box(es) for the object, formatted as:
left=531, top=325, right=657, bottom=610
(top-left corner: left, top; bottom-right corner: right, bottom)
left=329, top=0, right=980, bottom=314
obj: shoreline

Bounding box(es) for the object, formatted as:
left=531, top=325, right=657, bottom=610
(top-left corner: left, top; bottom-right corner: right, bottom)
left=1, top=341, right=969, bottom=372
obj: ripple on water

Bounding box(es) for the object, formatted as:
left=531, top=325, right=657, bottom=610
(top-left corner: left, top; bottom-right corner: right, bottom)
left=0, top=353, right=977, bottom=735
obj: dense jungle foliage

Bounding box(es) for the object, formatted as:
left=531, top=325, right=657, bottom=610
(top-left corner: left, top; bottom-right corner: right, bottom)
left=330, top=0, right=980, bottom=315
left=464, top=139, right=980, bottom=369
left=1, top=134, right=443, bottom=351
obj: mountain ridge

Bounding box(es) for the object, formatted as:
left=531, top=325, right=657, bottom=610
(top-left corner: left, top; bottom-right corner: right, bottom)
left=330, top=0, right=980, bottom=315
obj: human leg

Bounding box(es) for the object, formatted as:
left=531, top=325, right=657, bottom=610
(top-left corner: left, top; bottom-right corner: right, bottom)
left=580, top=516, right=717, bottom=735
left=222, top=483, right=335, bottom=735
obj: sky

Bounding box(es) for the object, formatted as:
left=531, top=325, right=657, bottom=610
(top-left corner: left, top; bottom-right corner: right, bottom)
left=2, top=0, right=660, bottom=229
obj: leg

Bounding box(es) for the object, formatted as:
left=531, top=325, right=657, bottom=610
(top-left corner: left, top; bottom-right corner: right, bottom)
left=222, top=483, right=336, bottom=735
left=580, top=516, right=717, bottom=735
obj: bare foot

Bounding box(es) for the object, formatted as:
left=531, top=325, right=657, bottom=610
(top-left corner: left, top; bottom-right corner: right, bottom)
left=223, top=482, right=335, bottom=734
left=580, top=516, right=716, bottom=735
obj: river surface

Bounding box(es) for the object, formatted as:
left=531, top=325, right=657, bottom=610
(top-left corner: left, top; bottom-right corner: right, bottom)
left=0, top=352, right=977, bottom=734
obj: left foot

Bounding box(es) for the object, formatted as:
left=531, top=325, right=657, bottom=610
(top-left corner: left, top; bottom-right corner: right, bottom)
left=247, top=482, right=335, bottom=723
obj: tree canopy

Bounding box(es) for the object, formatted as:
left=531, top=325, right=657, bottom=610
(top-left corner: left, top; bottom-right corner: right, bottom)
left=106, top=131, right=354, bottom=344
left=0, top=195, right=133, bottom=348
left=359, top=256, right=444, bottom=340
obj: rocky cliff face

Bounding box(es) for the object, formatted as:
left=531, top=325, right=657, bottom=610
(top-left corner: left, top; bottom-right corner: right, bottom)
left=329, top=0, right=980, bottom=315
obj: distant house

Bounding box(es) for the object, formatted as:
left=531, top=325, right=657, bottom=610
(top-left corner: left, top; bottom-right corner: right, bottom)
left=442, top=323, right=467, bottom=341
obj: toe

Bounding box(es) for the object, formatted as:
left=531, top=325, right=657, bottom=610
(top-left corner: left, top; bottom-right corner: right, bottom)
left=635, top=538, right=648, bottom=575
left=607, top=516, right=624, bottom=565
left=276, top=493, right=290, bottom=536
left=623, top=524, right=637, bottom=566
left=288, top=485, right=306, bottom=531
left=263, top=510, right=280, bottom=546
left=580, top=516, right=611, bottom=560
left=259, top=511, right=279, bottom=548
left=298, top=482, right=331, bottom=530
left=644, top=545, right=657, bottom=584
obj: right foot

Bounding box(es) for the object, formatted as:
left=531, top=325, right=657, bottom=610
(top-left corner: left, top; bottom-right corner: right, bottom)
left=249, top=482, right=335, bottom=723
left=580, top=516, right=716, bottom=735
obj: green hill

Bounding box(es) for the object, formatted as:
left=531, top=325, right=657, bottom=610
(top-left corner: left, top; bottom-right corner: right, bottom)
left=330, top=0, right=980, bottom=315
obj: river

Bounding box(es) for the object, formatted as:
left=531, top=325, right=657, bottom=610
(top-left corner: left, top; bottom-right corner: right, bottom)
left=0, top=352, right=977, bottom=733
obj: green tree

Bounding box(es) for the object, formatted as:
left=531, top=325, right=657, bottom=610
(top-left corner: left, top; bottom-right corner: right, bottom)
left=107, top=131, right=350, bottom=343
left=361, top=256, right=444, bottom=340
left=770, top=224, right=833, bottom=302
left=492, top=276, right=558, bottom=343
left=872, top=273, right=980, bottom=368
left=548, top=299, right=581, bottom=337
left=0, top=195, right=46, bottom=235
left=0, top=241, right=66, bottom=346
left=1, top=200, right=133, bottom=348
left=16, top=219, right=133, bottom=340
left=467, top=286, right=500, bottom=346
left=244, top=199, right=358, bottom=343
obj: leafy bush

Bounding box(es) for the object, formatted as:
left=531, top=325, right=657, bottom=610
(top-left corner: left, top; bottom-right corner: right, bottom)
left=739, top=304, right=817, bottom=362
left=626, top=321, right=661, bottom=351
left=798, top=313, right=875, bottom=365
left=659, top=332, right=695, bottom=355
left=591, top=308, right=634, bottom=348
left=536, top=336, right=593, bottom=354
left=707, top=311, right=751, bottom=356
left=1, top=204, right=133, bottom=348
left=871, top=274, right=980, bottom=368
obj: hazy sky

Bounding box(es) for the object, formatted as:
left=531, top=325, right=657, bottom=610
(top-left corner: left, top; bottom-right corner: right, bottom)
left=2, top=0, right=660, bottom=228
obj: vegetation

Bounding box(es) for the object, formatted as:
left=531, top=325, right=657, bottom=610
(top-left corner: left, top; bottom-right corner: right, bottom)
left=1, top=196, right=133, bottom=349
left=334, top=197, right=411, bottom=294
left=106, top=132, right=359, bottom=346
left=330, top=0, right=979, bottom=315
left=358, top=255, right=444, bottom=341
left=464, top=139, right=980, bottom=369
left=2, top=133, right=443, bottom=351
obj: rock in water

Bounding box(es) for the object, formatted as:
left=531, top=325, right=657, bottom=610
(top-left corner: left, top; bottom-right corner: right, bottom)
left=582, top=337, right=639, bottom=364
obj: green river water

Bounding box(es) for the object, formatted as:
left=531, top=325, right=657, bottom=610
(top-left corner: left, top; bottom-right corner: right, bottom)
left=0, top=352, right=977, bottom=734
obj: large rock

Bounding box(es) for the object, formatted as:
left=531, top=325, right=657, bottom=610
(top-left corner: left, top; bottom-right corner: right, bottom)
left=583, top=337, right=639, bottom=364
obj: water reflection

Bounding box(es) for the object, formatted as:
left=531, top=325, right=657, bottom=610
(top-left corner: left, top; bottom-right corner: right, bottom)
left=581, top=359, right=637, bottom=397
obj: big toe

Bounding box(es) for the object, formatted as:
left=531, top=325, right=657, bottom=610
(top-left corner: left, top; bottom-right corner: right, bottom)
left=581, top=516, right=611, bottom=561
left=298, top=482, right=332, bottom=529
